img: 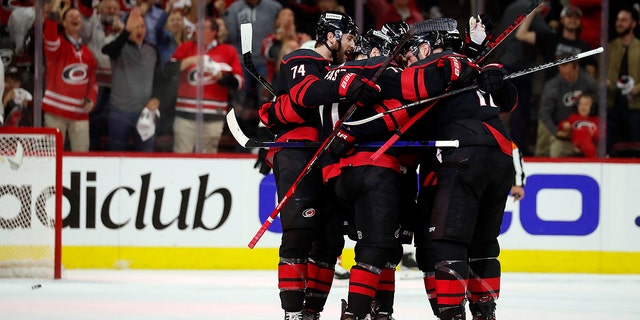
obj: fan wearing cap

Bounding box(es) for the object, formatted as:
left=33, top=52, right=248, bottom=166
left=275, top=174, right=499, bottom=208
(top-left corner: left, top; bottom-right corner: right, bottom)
left=515, top=2, right=596, bottom=80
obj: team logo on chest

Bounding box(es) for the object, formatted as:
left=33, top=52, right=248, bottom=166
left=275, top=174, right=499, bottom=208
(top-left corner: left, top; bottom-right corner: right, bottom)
left=62, top=63, right=89, bottom=85
left=188, top=69, right=216, bottom=86
left=301, top=208, right=316, bottom=218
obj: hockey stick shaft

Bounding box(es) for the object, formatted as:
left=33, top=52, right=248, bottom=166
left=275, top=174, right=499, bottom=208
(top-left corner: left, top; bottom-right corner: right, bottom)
left=345, top=47, right=604, bottom=126
left=241, top=23, right=276, bottom=96
left=248, top=21, right=434, bottom=248
left=226, top=107, right=459, bottom=148
left=475, top=0, right=543, bottom=65
left=243, top=139, right=459, bottom=148
left=369, top=0, right=544, bottom=161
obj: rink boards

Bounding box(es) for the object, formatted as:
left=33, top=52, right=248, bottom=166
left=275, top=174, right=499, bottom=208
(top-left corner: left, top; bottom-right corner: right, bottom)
left=3, top=153, right=639, bottom=274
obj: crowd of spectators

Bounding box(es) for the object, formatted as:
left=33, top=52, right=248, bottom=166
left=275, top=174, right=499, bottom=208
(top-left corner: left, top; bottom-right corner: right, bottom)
left=0, top=0, right=639, bottom=158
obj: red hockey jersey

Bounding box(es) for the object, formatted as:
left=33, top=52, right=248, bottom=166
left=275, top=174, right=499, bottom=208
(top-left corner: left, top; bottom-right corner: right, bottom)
left=42, top=17, right=98, bottom=121
left=171, top=40, right=243, bottom=116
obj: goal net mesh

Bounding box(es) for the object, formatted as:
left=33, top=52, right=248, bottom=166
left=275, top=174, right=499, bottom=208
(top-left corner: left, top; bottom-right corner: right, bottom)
left=0, top=128, right=62, bottom=279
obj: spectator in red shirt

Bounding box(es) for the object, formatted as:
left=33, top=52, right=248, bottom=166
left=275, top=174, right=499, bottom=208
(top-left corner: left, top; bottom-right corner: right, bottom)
left=557, top=93, right=599, bottom=157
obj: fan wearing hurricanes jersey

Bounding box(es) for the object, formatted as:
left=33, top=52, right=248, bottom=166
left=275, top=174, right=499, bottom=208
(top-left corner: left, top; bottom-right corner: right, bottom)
left=258, top=11, right=380, bottom=320
left=43, top=0, right=98, bottom=151
left=168, top=17, right=243, bottom=153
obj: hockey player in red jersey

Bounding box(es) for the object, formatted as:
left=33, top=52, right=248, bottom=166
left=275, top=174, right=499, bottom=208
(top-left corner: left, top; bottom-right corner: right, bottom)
left=43, top=0, right=98, bottom=151
left=258, top=11, right=380, bottom=320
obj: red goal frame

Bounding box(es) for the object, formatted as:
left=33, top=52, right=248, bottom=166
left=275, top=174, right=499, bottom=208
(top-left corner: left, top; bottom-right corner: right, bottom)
left=0, top=127, right=63, bottom=279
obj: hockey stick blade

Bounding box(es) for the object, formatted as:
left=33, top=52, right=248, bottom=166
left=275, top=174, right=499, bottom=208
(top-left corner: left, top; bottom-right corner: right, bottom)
left=226, top=108, right=250, bottom=147
left=240, top=23, right=252, bottom=54
left=346, top=47, right=604, bottom=126
left=416, top=17, right=457, bottom=32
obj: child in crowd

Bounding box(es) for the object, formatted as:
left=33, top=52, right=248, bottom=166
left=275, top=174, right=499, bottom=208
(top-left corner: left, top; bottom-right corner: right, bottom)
left=557, top=93, right=599, bottom=157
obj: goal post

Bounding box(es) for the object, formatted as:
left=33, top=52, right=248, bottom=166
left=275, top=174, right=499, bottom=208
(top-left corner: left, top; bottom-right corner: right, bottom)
left=0, top=127, right=63, bottom=279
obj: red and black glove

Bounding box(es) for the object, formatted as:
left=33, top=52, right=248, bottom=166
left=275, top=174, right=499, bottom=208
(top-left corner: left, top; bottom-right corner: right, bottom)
left=336, top=72, right=381, bottom=107
left=478, top=63, right=507, bottom=94
left=329, top=129, right=356, bottom=158
left=441, top=56, right=479, bottom=87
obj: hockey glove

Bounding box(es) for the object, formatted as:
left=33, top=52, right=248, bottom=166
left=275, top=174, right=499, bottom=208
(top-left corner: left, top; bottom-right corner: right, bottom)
left=479, top=13, right=494, bottom=39
left=254, top=148, right=272, bottom=175
left=478, top=63, right=507, bottom=94
left=441, top=56, right=479, bottom=87
left=468, top=16, right=487, bottom=46
left=464, top=14, right=494, bottom=59
left=329, top=129, right=356, bottom=158
left=336, top=72, right=381, bottom=107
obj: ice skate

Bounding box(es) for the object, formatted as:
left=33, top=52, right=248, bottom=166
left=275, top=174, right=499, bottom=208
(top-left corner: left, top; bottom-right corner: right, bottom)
left=340, top=299, right=373, bottom=320
left=400, top=252, right=418, bottom=269
left=375, top=311, right=395, bottom=320
left=284, top=311, right=302, bottom=320
left=301, top=309, right=320, bottom=320
left=438, top=305, right=466, bottom=320
left=469, top=296, right=496, bottom=320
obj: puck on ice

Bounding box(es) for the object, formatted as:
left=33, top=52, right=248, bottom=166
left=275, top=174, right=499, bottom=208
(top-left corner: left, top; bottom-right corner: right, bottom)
left=31, top=284, right=42, bottom=289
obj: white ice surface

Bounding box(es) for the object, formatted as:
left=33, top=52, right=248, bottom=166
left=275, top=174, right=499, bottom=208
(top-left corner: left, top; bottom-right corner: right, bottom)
left=1, top=270, right=639, bottom=319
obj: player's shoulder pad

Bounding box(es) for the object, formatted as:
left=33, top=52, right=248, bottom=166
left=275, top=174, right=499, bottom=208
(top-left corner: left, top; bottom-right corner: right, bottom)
left=281, top=48, right=326, bottom=65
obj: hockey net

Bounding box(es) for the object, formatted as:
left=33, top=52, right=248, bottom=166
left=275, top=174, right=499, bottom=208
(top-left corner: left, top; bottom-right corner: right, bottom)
left=0, top=127, right=63, bottom=279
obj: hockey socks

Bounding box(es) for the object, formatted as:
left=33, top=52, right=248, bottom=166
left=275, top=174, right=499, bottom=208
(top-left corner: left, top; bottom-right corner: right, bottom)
left=305, top=259, right=335, bottom=313
left=278, top=258, right=307, bottom=312
left=346, top=263, right=381, bottom=317
left=374, top=266, right=396, bottom=315
left=423, top=271, right=438, bottom=316
left=434, top=259, right=468, bottom=315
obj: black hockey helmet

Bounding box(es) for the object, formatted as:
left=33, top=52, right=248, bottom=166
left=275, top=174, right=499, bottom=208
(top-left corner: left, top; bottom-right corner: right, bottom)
left=444, top=29, right=464, bottom=54
left=402, top=30, right=445, bottom=57
left=362, top=29, right=393, bottom=56
left=316, top=11, right=359, bottom=42
left=354, top=35, right=374, bottom=57
left=381, top=20, right=410, bottom=43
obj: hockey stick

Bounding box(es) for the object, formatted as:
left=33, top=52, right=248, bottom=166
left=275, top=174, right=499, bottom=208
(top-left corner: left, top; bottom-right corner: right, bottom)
left=241, top=23, right=276, bottom=96
left=369, top=0, right=543, bottom=161
left=475, top=0, right=543, bottom=65
left=345, top=47, right=604, bottom=126
left=226, top=108, right=459, bottom=148
left=247, top=19, right=455, bottom=249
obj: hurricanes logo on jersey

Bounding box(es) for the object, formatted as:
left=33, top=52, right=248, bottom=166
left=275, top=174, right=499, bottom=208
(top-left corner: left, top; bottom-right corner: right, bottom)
left=62, top=63, right=89, bottom=85
left=573, top=120, right=597, bottom=131
left=301, top=208, right=316, bottom=218
left=562, top=90, right=583, bottom=108
left=187, top=69, right=216, bottom=86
